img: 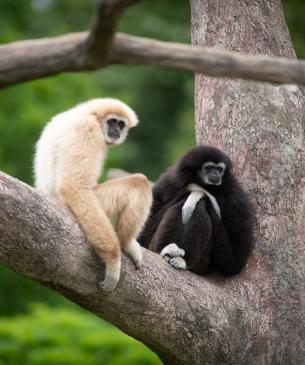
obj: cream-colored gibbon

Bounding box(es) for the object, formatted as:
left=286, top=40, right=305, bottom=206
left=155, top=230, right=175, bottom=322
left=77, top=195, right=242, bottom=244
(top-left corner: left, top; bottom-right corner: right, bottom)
left=34, top=98, right=152, bottom=291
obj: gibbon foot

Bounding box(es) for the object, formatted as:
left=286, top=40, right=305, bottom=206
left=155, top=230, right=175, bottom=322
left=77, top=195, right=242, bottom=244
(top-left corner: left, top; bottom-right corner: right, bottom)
left=98, top=276, right=118, bottom=292
left=169, top=257, right=187, bottom=270
left=98, top=259, right=121, bottom=292
left=123, top=239, right=143, bottom=269
left=160, top=243, right=185, bottom=263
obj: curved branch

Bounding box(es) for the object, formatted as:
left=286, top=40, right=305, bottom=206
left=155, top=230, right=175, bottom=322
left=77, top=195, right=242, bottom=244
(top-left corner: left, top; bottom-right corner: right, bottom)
left=85, top=0, right=141, bottom=66
left=0, top=171, right=264, bottom=365
left=1, top=31, right=305, bottom=89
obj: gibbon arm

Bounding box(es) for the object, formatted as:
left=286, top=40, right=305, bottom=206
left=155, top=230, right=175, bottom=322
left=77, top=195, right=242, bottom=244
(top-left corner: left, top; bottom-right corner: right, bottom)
left=56, top=120, right=121, bottom=292
left=208, top=205, right=248, bottom=276
left=182, top=190, right=205, bottom=224
left=58, top=185, right=121, bottom=290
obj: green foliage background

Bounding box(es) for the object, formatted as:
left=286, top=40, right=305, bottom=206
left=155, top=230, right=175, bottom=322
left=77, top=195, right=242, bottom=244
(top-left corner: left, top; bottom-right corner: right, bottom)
left=0, top=0, right=304, bottom=363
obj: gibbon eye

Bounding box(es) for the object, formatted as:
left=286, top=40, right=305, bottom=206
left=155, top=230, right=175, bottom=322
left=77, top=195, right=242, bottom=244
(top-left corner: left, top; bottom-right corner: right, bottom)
left=118, top=120, right=125, bottom=130
left=107, top=118, right=117, bottom=126
left=216, top=166, right=224, bottom=173
left=204, top=165, right=214, bottom=171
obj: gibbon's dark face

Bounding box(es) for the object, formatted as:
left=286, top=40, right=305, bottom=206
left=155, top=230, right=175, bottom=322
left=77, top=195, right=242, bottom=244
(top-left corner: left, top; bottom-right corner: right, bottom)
left=199, top=161, right=226, bottom=186
left=177, top=145, right=232, bottom=188
left=106, top=118, right=126, bottom=139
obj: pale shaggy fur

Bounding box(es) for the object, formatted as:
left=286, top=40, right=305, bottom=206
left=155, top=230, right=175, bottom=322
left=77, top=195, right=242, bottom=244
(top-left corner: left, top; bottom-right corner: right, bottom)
left=34, top=98, right=152, bottom=291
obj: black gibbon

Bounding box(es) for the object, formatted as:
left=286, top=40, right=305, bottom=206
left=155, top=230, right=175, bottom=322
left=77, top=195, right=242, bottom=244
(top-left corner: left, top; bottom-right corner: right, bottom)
left=138, top=145, right=253, bottom=276
left=34, top=98, right=152, bottom=291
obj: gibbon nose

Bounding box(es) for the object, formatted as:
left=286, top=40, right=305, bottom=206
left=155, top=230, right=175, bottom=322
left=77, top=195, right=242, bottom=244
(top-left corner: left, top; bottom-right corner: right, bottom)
left=108, top=128, right=120, bottom=139
left=209, top=171, right=221, bottom=184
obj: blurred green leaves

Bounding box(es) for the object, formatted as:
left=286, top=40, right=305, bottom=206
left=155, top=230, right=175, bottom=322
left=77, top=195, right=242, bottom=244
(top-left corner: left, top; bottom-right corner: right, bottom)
left=0, top=304, right=161, bottom=365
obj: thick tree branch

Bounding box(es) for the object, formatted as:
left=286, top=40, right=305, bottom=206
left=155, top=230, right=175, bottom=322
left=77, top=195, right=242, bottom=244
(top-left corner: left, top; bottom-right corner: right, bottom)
left=111, top=34, right=305, bottom=85
left=0, top=171, right=265, bottom=365
left=85, top=0, right=141, bottom=66
left=1, top=31, right=305, bottom=89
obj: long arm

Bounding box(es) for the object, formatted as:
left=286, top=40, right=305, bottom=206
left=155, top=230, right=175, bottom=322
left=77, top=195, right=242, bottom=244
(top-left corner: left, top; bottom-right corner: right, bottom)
left=182, top=190, right=205, bottom=224
left=56, top=119, right=121, bottom=291
left=180, top=199, right=212, bottom=272
left=208, top=191, right=253, bottom=276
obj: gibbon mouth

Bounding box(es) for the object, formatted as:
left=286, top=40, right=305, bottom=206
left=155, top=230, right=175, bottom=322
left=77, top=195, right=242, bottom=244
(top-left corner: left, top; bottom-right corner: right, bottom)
left=208, top=176, right=221, bottom=185
left=201, top=175, right=222, bottom=186
left=199, top=171, right=221, bottom=186
left=107, top=132, right=120, bottom=139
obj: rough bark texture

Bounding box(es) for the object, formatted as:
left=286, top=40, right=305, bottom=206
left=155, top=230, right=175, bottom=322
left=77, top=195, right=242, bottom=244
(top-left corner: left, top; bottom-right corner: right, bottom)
left=192, top=0, right=305, bottom=363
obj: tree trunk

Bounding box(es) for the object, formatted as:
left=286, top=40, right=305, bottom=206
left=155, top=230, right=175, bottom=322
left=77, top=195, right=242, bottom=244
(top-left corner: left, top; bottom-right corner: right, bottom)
left=191, top=0, right=305, bottom=363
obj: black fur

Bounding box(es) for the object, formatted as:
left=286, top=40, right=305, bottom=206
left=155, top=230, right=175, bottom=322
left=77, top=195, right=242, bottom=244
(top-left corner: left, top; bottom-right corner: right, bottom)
left=138, top=145, right=254, bottom=276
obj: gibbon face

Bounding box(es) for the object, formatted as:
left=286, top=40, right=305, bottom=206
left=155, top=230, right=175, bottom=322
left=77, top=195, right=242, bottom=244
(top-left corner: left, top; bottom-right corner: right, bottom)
left=199, top=162, right=226, bottom=186
left=100, top=113, right=129, bottom=145
left=177, top=145, right=232, bottom=188
left=89, top=98, right=139, bottom=146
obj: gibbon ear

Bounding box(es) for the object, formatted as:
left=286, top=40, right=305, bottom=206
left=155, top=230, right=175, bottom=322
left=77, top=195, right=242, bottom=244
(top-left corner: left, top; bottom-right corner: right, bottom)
left=123, top=107, right=139, bottom=128
left=128, top=114, right=139, bottom=128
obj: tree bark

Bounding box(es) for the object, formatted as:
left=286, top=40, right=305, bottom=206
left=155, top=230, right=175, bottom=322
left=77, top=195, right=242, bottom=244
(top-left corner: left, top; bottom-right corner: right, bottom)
left=192, top=0, right=305, bottom=363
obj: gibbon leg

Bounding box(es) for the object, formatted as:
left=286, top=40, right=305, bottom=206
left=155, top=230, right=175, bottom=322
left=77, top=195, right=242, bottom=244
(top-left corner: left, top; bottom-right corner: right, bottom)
left=149, top=201, right=185, bottom=262
left=149, top=199, right=212, bottom=272
left=94, top=174, right=152, bottom=268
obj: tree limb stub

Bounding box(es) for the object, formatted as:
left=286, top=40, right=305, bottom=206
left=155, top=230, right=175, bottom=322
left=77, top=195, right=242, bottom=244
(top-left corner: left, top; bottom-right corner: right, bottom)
left=0, top=171, right=270, bottom=365
left=0, top=0, right=141, bottom=88
left=85, top=0, right=141, bottom=67
left=1, top=31, right=305, bottom=89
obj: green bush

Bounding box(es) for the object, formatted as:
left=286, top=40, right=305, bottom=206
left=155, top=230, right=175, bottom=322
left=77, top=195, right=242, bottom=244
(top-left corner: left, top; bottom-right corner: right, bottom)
left=0, top=304, right=161, bottom=365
